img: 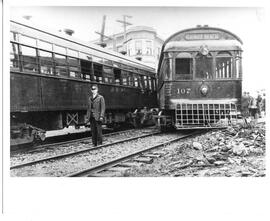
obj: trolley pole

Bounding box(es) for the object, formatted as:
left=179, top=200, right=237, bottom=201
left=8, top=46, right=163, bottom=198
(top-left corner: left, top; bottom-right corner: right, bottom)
left=95, top=15, right=113, bottom=48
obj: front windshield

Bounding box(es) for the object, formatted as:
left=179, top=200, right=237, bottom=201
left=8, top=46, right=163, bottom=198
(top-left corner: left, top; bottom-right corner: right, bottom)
left=195, top=54, right=213, bottom=79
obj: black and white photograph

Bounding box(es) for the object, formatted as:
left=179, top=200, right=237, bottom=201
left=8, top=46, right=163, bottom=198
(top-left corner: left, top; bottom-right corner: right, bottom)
left=1, top=0, right=269, bottom=221
left=8, top=5, right=266, bottom=178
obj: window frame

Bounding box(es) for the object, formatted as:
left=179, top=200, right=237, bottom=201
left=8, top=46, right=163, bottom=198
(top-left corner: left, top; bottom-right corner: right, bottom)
left=195, top=53, right=214, bottom=80
left=215, top=51, right=234, bottom=79
left=20, top=45, right=39, bottom=73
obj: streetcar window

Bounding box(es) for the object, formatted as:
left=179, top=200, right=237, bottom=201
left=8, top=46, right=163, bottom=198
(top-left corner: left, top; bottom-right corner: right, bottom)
left=148, top=77, right=152, bottom=90
left=55, top=54, right=68, bottom=77
left=21, top=46, right=38, bottom=73
left=80, top=60, right=92, bottom=81
left=175, top=58, right=192, bottom=80
left=144, top=76, right=148, bottom=89
left=68, top=57, right=79, bottom=66
left=114, top=68, right=122, bottom=85
left=67, top=49, right=79, bottom=57
left=10, top=43, right=20, bottom=70
left=195, top=54, right=213, bottom=79
left=160, top=59, right=171, bottom=80
left=69, top=66, right=80, bottom=78
left=39, top=40, right=53, bottom=51
left=140, top=76, right=144, bottom=88
left=39, top=50, right=54, bottom=75
left=54, top=45, right=66, bottom=54
left=93, top=63, right=103, bottom=82
left=152, top=78, right=156, bottom=91
left=127, top=73, right=134, bottom=86
left=215, top=52, right=233, bottom=79
left=103, top=66, right=113, bottom=83
left=10, top=32, right=18, bottom=41
left=134, top=75, right=139, bottom=87
left=121, top=70, right=128, bottom=86
left=235, top=54, right=242, bottom=78
left=20, top=35, right=37, bottom=47
left=68, top=57, right=80, bottom=78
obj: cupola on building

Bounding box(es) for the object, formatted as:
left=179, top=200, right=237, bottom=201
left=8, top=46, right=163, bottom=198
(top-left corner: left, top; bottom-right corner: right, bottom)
left=91, top=26, right=164, bottom=70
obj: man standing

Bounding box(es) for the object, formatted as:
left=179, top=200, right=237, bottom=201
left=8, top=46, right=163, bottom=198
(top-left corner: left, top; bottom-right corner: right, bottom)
left=241, top=92, right=249, bottom=118
left=86, top=84, right=105, bottom=146
left=256, top=92, right=263, bottom=118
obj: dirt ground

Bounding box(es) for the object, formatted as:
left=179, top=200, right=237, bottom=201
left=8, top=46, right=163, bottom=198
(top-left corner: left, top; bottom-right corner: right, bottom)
left=123, top=118, right=266, bottom=177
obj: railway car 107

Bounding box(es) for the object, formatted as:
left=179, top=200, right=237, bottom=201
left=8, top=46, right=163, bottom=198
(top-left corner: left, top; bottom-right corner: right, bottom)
left=156, top=25, right=243, bottom=129
left=10, top=20, right=157, bottom=146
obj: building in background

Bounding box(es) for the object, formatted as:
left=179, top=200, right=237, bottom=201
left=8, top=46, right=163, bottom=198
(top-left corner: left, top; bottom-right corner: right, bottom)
left=91, top=26, right=164, bottom=69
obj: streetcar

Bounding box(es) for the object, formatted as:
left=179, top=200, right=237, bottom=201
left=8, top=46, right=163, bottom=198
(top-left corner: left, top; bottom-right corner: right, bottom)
left=156, top=25, right=242, bottom=130
left=10, top=20, right=157, bottom=145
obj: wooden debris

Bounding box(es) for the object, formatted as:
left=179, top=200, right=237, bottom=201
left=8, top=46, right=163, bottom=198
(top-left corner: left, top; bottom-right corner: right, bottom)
left=134, top=157, right=154, bottom=164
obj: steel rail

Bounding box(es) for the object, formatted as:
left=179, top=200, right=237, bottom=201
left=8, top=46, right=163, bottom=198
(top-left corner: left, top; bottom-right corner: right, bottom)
left=10, top=131, right=160, bottom=170
left=66, top=132, right=198, bottom=177
left=11, top=128, right=140, bottom=154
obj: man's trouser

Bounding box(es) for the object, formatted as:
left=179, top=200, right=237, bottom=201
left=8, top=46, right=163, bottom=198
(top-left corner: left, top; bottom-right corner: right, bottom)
left=90, top=117, right=102, bottom=146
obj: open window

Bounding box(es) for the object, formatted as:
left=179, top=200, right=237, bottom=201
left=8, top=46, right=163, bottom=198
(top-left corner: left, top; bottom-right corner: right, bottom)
left=148, top=77, right=152, bottom=91
left=121, top=70, right=129, bottom=86
left=80, top=60, right=92, bottom=81
left=114, top=68, right=121, bottom=85
left=133, top=74, right=139, bottom=87
left=195, top=53, right=213, bottom=79
left=159, top=58, right=171, bottom=82
left=93, top=63, right=103, bottom=82
left=40, top=50, right=54, bottom=75
left=21, top=45, right=38, bottom=73
left=143, top=76, right=148, bottom=89
left=175, top=53, right=192, bottom=80
left=128, top=73, right=134, bottom=86
left=215, top=52, right=233, bottom=79
left=68, top=57, right=80, bottom=78
left=235, top=51, right=242, bottom=79
left=55, top=54, right=68, bottom=77
left=103, top=66, right=113, bottom=83
left=10, top=43, right=20, bottom=71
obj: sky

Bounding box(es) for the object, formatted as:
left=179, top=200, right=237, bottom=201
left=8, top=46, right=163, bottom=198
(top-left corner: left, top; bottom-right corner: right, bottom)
left=9, top=6, right=267, bottom=94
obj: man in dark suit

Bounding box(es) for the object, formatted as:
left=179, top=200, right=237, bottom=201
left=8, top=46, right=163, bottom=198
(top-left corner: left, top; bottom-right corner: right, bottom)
left=86, top=84, right=105, bottom=146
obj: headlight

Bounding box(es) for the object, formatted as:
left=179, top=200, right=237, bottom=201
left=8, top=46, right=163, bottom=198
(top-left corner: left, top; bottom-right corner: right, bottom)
left=200, top=85, right=209, bottom=96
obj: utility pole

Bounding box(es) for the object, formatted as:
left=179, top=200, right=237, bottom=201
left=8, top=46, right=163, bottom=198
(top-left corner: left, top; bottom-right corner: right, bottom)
left=95, top=15, right=113, bottom=48
left=116, top=15, right=132, bottom=54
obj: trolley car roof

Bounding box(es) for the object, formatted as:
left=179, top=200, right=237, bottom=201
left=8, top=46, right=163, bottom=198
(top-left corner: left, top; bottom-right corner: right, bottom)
left=157, top=26, right=243, bottom=72
left=10, top=20, right=156, bottom=73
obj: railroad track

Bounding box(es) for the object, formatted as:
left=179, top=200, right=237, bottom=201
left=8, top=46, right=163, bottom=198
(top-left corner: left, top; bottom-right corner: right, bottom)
left=10, top=129, right=160, bottom=171
left=66, top=131, right=199, bottom=177
left=11, top=128, right=143, bottom=155
left=10, top=127, right=158, bottom=167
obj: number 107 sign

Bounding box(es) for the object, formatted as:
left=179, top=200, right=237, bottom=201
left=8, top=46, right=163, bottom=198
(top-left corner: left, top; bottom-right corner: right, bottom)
left=177, top=88, right=191, bottom=94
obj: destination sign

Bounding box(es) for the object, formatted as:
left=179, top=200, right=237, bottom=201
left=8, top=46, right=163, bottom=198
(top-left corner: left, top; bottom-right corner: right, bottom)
left=185, top=33, right=220, bottom=40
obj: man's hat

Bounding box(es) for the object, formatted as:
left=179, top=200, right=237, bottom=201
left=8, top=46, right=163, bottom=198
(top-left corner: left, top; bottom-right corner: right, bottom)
left=91, top=84, right=98, bottom=90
